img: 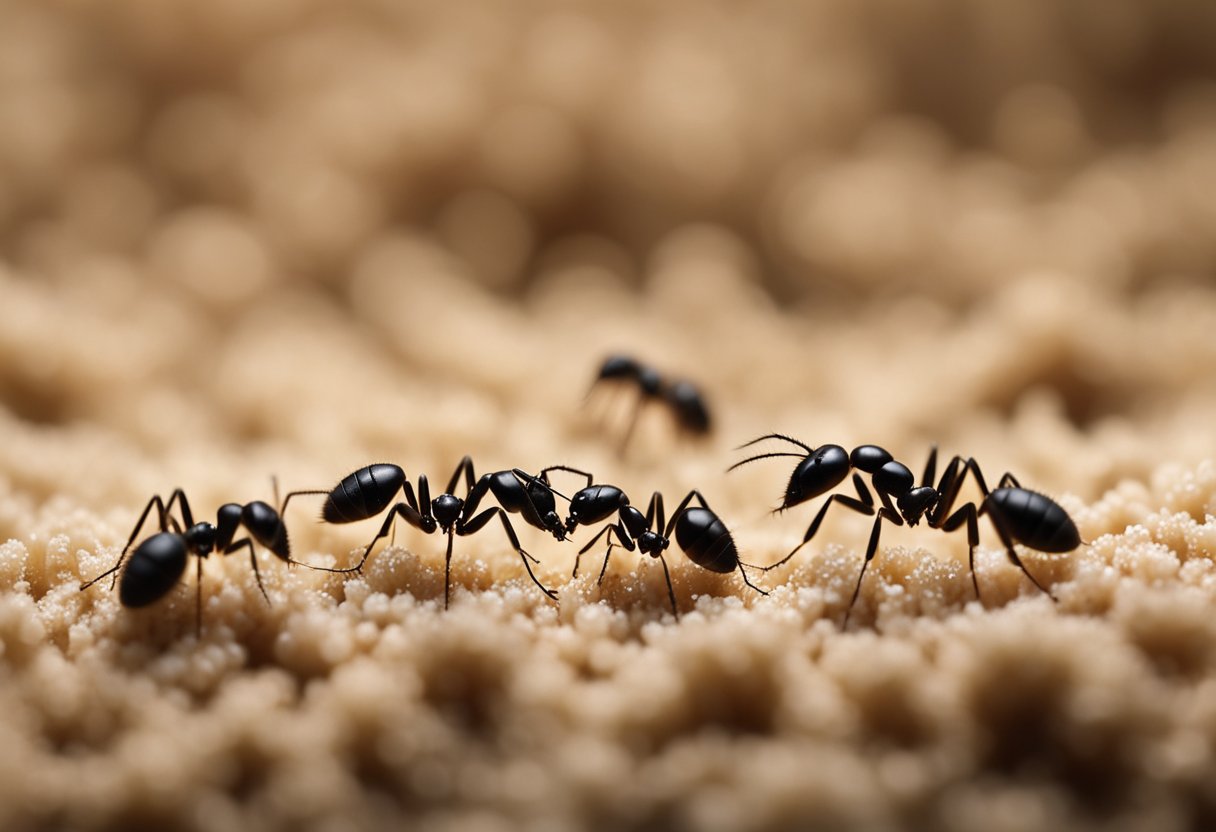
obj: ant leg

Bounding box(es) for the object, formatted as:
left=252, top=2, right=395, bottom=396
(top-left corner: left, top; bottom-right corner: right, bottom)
left=596, top=542, right=617, bottom=585
left=984, top=503, right=1055, bottom=600
left=657, top=554, right=679, bottom=619
left=463, top=474, right=493, bottom=516
left=648, top=492, right=666, bottom=536
left=574, top=522, right=616, bottom=577
left=279, top=489, right=331, bottom=518
left=842, top=507, right=900, bottom=629
left=597, top=525, right=635, bottom=584
left=81, top=493, right=170, bottom=591
left=315, top=502, right=430, bottom=574
left=997, top=472, right=1021, bottom=488
left=737, top=562, right=769, bottom=597
left=926, top=455, right=966, bottom=527
left=446, top=456, right=477, bottom=495
left=963, top=458, right=991, bottom=495
left=161, top=488, right=195, bottom=529
left=764, top=475, right=875, bottom=571
left=662, top=489, right=709, bottom=536
left=444, top=531, right=454, bottom=609
left=616, top=391, right=647, bottom=457
left=574, top=520, right=635, bottom=579
left=537, top=466, right=593, bottom=490
left=223, top=538, right=271, bottom=605
left=459, top=508, right=557, bottom=600
left=940, top=502, right=982, bottom=602
left=921, top=445, right=938, bottom=488
left=196, top=555, right=203, bottom=639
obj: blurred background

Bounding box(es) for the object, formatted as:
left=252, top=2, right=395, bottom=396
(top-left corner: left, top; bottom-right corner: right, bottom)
left=3, top=3, right=1216, bottom=831
left=2, top=0, right=1216, bottom=439
left=0, top=0, right=1215, bottom=535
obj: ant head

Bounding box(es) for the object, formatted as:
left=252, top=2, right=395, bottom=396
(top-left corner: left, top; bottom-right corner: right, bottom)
left=897, top=487, right=938, bottom=526
left=183, top=522, right=217, bottom=556
left=565, top=486, right=628, bottom=533
left=432, top=494, right=462, bottom=529
left=543, top=511, right=567, bottom=541
left=784, top=445, right=850, bottom=507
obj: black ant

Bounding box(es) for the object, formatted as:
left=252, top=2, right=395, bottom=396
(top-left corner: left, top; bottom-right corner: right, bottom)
left=79, top=489, right=293, bottom=636
left=589, top=355, right=711, bottom=454
left=517, top=468, right=767, bottom=618
left=278, top=457, right=559, bottom=609
left=729, top=434, right=1081, bottom=625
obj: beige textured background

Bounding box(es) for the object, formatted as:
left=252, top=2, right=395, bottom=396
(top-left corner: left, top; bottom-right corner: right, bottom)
left=3, top=1, right=1216, bottom=830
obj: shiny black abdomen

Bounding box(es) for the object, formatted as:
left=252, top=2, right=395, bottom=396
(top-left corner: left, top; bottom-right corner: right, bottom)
left=120, top=532, right=189, bottom=607
left=988, top=488, right=1080, bottom=553
left=674, top=508, right=738, bottom=574
left=322, top=464, right=406, bottom=524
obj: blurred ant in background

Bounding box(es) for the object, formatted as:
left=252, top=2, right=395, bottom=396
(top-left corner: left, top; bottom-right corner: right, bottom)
left=587, top=355, right=711, bottom=456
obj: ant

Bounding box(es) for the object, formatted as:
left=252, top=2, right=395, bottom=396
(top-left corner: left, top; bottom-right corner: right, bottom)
left=278, top=457, right=559, bottom=609
left=79, top=489, right=294, bottom=636
left=729, top=434, right=1081, bottom=625
left=588, top=355, right=711, bottom=454
left=517, top=468, right=767, bottom=618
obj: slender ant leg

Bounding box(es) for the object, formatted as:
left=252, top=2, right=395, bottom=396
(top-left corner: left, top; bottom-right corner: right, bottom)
left=762, top=474, right=875, bottom=572
left=196, top=554, right=203, bottom=638
left=81, top=492, right=172, bottom=591
left=939, top=501, right=982, bottom=601
left=573, top=521, right=634, bottom=580
left=657, top=554, right=678, bottom=617
left=537, top=465, right=593, bottom=490
left=458, top=508, right=557, bottom=603
left=842, top=505, right=903, bottom=629
left=316, top=487, right=428, bottom=574
left=222, top=538, right=272, bottom=605
left=279, top=489, right=330, bottom=518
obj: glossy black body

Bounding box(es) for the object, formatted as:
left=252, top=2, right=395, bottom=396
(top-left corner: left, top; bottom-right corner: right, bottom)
left=987, top=488, right=1082, bottom=553
left=566, top=484, right=630, bottom=531
left=674, top=507, right=736, bottom=574
left=119, top=532, right=189, bottom=607
left=82, top=491, right=293, bottom=634
left=730, top=435, right=1081, bottom=625
left=322, top=463, right=406, bottom=524
left=280, top=457, right=558, bottom=608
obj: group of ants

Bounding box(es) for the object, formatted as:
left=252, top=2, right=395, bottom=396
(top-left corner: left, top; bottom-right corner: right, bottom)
left=80, top=356, right=1081, bottom=634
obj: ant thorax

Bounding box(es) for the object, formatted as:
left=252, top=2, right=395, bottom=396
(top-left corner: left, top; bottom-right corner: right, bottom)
left=638, top=531, right=666, bottom=556
left=432, top=494, right=462, bottom=529
left=184, top=522, right=217, bottom=556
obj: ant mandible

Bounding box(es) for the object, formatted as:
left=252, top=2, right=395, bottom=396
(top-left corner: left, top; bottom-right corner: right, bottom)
left=80, top=489, right=294, bottom=636
left=729, top=434, right=1080, bottom=625
left=517, top=468, right=767, bottom=618
left=589, top=355, right=711, bottom=455
left=279, top=457, right=559, bottom=609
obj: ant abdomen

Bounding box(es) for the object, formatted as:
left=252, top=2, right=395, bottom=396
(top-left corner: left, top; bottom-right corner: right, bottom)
left=322, top=464, right=406, bottom=524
